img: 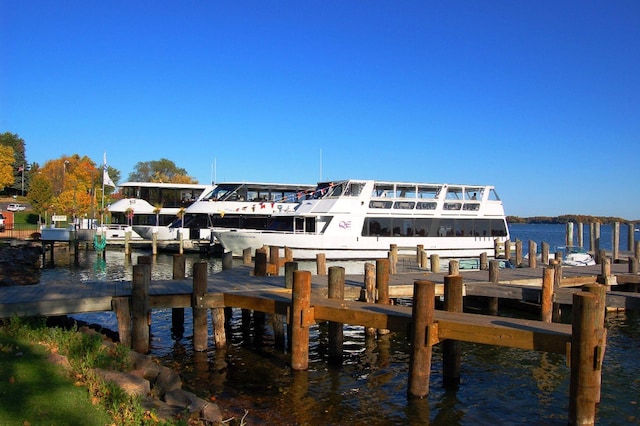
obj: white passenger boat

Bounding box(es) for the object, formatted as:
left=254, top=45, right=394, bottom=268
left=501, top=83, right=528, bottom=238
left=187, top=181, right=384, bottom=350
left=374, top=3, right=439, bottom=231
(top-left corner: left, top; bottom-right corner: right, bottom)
left=213, top=179, right=510, bottom=260
left=104, top=181, right=211, bottom=243
left=134, top=182, right=314, bottom=252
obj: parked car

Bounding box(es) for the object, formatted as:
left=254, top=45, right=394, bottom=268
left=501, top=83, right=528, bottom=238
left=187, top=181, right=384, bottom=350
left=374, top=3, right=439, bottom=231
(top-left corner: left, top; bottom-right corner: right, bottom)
left=7, top=203, right=26, bottom=212
left=0, top=212, right=5, bottom=231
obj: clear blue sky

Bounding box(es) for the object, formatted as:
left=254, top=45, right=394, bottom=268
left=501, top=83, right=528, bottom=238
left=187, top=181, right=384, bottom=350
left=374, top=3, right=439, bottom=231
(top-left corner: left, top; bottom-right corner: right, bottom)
left=2, top=1, right=639, bottom=219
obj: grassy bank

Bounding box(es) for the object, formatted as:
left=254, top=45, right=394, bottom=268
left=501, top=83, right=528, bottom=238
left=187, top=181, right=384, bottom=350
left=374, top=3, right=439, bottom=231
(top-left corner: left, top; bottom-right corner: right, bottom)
left=0, top=317, right=195, bottom=426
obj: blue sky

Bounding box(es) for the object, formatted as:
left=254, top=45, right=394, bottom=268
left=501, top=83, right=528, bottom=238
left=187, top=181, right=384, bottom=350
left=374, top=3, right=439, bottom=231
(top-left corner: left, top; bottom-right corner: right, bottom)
left=2, top=1, right=639, bottom=219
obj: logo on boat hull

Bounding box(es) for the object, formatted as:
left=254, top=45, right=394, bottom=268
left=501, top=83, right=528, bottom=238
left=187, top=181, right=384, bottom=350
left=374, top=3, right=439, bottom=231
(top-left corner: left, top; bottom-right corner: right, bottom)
left=339, top=221, right=351, bottom=229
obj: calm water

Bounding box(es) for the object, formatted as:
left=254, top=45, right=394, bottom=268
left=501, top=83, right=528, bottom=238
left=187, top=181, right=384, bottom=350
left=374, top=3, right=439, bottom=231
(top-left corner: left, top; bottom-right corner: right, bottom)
left=45, top=224, right=639, bottom=424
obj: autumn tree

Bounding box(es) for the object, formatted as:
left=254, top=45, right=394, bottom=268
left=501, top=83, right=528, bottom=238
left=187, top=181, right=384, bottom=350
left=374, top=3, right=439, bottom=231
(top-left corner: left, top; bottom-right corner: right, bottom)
left=0, top=132, right=28, bottom=194
left=128, top=158, right=198, bottom=183
left=27, top=170, right=54, bottom=219
left=0, top=145, right=15, bottom=191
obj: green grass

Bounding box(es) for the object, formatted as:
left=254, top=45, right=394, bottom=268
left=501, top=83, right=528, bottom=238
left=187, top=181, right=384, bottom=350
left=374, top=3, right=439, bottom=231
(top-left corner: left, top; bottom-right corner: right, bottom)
left=0, top=333, right=113, bottom=426
left=0, top=318, right=195, bottom=426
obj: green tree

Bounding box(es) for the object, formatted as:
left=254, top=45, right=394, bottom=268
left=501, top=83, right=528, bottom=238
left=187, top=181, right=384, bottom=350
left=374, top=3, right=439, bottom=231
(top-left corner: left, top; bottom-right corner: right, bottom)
left=27, top=171, right=54, bottom=220
left=0, top=132, right=28, bottom=194
left=128, top=158, right=198, bottom=183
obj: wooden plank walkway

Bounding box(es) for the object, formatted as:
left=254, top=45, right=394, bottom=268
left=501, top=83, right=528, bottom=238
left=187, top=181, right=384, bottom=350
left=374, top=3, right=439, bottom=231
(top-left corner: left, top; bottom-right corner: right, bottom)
left=1, top=262, right=639, bottom=318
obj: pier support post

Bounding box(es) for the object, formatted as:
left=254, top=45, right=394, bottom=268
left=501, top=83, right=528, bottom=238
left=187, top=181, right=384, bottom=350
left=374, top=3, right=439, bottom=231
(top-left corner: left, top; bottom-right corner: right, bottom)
left=552, top=260, right=562, bottom=322
left=582, top=283, right=607, bottom=404
left=443, top=275, right=463, bottom=386
left=254, top=248, right=267, bottom=277
left=243, top=248, right=252, bottom=265
left=328, top=266, right=345, bottom=364
left=316, top=253, right=327, bottom=276
left=291, top=270, right=312, bottom=370
left=420, top=249, right=428, bottom=269
left=488, top=260, right=499, bottom=315
left=416, top=244, right=423, bottom=264
left=285, top=261, right=298, bottom=290
left=541, top=266, right=554, bottom=323
left=171, top=254, right=186, bottom=339
left=613, top=222, right=620, bottom=262
left=112, top=297, right=131, bottom=348
left=376, top=258, right=391, bottom=335
left=192, top=262, right=209, bottom=352
left=566, top=222, right=574, bottom=246
left=389, top=244, right=398, bottom=275
left=152, top=231, right=157, bottom=255
left=125, top=230, right=132, bottom=257
left=628, top=222, right=635, bottom=252
left=364, top=262, right=376, bottom=337
left=430, top=254, right=440, bottom=273
left=541, top=242, right=549, bottom=265
left=131, top=263, right=150, bottom=354
left=629, top=257, right=638, bottom=276
left=528, top=240, right=537, bottom=269
left=269, top=246, right=280, bottom=276
left=480, top=252, right=488, bottom=270
left=577, top=222, right=584, bottom=249
left=448, top=260, right=459, bottom=276
left=222, top=251, right=233, bottom=270
left=408, top=280, right=435, bottom=398
left=569, top=292, right=605, bottom=426
left=515, top=240, right=522, bottom=266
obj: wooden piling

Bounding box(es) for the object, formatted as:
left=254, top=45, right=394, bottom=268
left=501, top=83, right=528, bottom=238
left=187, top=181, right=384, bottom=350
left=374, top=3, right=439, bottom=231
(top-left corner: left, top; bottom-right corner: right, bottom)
left=192, top=262, right=209, bottom=352
left=316, top=253, right=327, bottom=276
left=291, top=270, right=312, bottom=370
left=443, top=275, right=463, bottom=386
left=407, top=279, right=435, bottom=398
left=376, top=258, right=390, bottom=335
left=630, top=256, right=638, bottom=275
left=504, top=239, right=511, bottom=261
left=628, top=222, right=635, bottom=252
left=112, top=297, right=131, bottom=348
left=364, top=262, right=376, bottom=337
left=420, top=249, right=428, bottom=269
left=255, top=248, right=268, bottom=277
left=515, top=240, right=522, bottom=266
left=541, top=242, right=549, bottom=265
left=389, top=244, right=398, bottom=275
left=328, top=266, right=345, bottom=363
left=152, top=231, right=157, bottom=255
left=569, top=292, right=604, bottom=425
left=131, top=263, right=150, bottom=353
left=285, top=261, right=298, bottom=290
left=577, top=222, right=584, bottom=249
left=430, top=254, right=440, bottom=273
left=171, top=254, right=186, bottom=339
left=552, top=261, right=562, bottom=322
left=222, top=251, right=233, bottom=270
left=528, top=240, right=537, bottom=269
left=270, top=246, right=280, bottom=276
left=613, top=222, right=620, bottom=262
left=488, top=260, right=499, bottom=315
left=480, top=252, right=488, bottom=270
left=541, top=267, right=554, bottom=323
left=416, top=244, right=423, bottom=264
left=566, top=222, right=574, bottom=246
left=448, top=259, right=459, bottom=276
left=582, top=283, right=607, bottom=404
left=243, top=248, right=252, bottom=265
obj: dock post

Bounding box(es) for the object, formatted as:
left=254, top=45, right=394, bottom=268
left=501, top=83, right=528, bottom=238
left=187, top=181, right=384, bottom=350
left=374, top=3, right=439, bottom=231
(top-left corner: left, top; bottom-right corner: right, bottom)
left=443, top=275, right=463, bottom=386
left=222, top=251, right=233, bottom=270
left=269, top=246, right=280, bottom=276
left=528, top=240, right=537, bottom=269
left=124, top=230, right=131, bottom=257
left=488, top=260, right=499, bottom=315
left=552, top=260, right=562, bottom=322
left=589, top=222, right=596, bottom=253
left=594, top=223, right=601, bottom=263
left=285, top=261, right=298, bottom=289
left=364, top=262, right=376, bottom=337
left=255, top=248, right=268, bottom=277
left=171, top=254, right=186, bottom=339
left=420, top=249, right=428, bottom=269
left=569, top=292, right=604, bottom=425
left=566, top=222, right=574, bottom=246
left=389, top=244, right=398, bottom=275
left=291, top=270, right=312, bottom=370
left=416, top=244, right=423, bottom=264
left=376, top=258, right=391, bottom=335
left=448, top=259, right=459, bottom=276
left=504, top=239, right=511, bottom=261
left=541, top=242, right=549, bottom=265
left=131, top=263, right=150, bottom=353
left=629, top=256, right=638, bottom=276
left=541, top=266, right=554, bottom=323
left=515, top=240, right=522, bottom=266
left=582, top=283, right=607, bottom=404
left=480, top=252, right=488, bottom=270
left=613, top=222, right=620, bottom=262
left=316, top=253, right=327, bottom=276
left=408, top=280, right=435, bottom=398
left=192, top=262, right=209, bottom=352
left=577, top=222, right=584, bottom=249
left=328, top=266, right=345, bottom=364
left=284, top=246, right=293, bottom=262
left=112, top=297, right=132, bottom=348
left=628, top=222, right=635, bottom=252
left=243, top=248, right=252, bottom=265
left=636, top=241, right=640, bottom=264
left=430, top=254, right=440, bottom=273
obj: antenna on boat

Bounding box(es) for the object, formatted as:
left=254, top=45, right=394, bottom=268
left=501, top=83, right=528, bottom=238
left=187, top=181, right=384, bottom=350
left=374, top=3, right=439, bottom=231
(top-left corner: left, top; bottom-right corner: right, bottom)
left=211, top=157, right=217, bottom=184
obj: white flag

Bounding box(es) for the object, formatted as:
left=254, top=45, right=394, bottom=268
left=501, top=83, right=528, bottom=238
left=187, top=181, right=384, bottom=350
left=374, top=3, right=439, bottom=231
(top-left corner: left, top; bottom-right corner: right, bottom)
left=103, top=152, right=116, bottom=187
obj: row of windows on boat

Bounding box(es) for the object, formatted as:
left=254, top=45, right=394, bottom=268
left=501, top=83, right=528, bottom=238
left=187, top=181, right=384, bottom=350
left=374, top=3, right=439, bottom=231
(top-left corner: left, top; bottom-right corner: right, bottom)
left=369, top=200, right=480, bottom=211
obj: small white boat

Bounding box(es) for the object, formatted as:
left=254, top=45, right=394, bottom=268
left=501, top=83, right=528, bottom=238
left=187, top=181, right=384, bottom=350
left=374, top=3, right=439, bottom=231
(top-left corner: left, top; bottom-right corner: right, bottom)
left=214, top=179, right=510, bottom=260
left=559, top=246, right=596, bottom=266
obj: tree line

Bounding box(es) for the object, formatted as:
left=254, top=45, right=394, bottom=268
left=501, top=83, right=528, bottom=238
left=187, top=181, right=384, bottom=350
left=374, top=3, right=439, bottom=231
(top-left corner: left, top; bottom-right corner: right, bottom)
left=507, top=215, right=634, bottom=225
left=0, top=132, right=198, bottom=221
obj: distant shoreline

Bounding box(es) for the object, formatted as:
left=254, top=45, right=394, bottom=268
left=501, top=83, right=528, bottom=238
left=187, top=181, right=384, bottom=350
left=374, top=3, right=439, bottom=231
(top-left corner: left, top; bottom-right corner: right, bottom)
left=507, top=215, right=637, bottom=224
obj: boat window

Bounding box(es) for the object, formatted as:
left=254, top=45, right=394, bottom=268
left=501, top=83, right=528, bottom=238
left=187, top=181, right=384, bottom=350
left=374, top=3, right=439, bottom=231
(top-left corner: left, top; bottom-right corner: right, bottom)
left=395, top=185, right=416, bottom=198
left=465, top=188, right=482, bottom=201
left=491, top=219, right=508, bottom=236
left=372, top=183, right=394, bottom=198
left=417, top=186, right=440, bottom=199
left=325, top=182, right=345, bottom=198
left=414, top=218, right=432, bottom=237
left=369, top=200, right=393, bottom=209
left=444, top=202, right=462, bottom=210
left=434, top=219, right=455, bottom=237
left=488, top=189, right=501, bottom=201
left=416, top=202, right=437, bottom=210
left=345, top=182, right=365, bottom=196
left=394, top=218, right=414, bottom=236
left=393, top=201, right=415, bottom=209
left=446, top=187, right=463, bottom=200
left=460, top=219, right=474, bottom=236
left=463, top=203, right=480, bottom=211
left=474, top=220, right=491, bottom=237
